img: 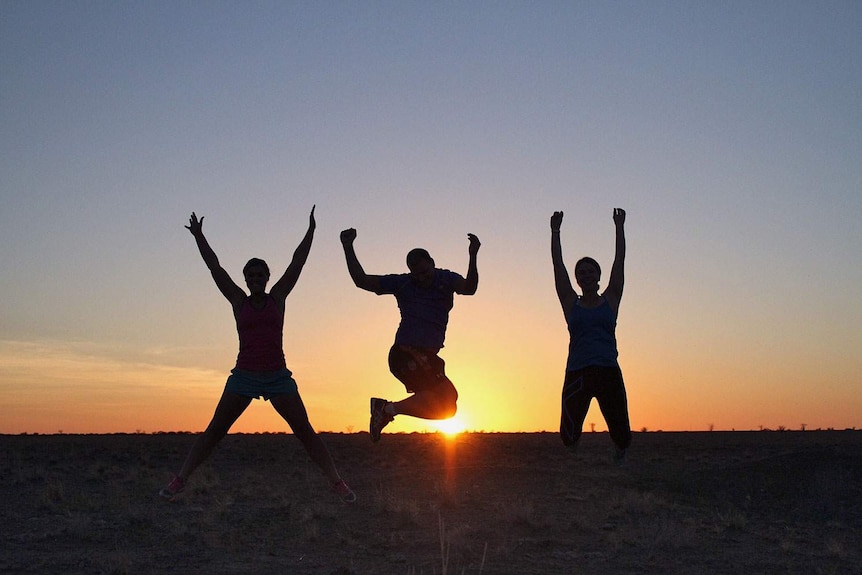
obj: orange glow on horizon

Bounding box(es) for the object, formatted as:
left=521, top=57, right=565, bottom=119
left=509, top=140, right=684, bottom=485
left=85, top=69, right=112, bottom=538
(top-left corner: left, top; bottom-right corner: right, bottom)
left=432, top=416, right=468, bottom=436
left=2, top=340, right=861, bottom=434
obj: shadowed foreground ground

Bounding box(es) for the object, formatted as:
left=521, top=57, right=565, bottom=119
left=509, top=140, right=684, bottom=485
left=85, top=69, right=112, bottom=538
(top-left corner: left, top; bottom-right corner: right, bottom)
left=2, top=431, right=860, bottom=574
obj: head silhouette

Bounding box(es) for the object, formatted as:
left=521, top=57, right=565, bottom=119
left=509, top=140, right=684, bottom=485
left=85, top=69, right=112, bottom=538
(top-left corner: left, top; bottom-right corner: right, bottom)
left=243, top=258, right=270, bottom=278
left=574, top=257, right=601, bottom=292
left=574, top=257, right=601, bottom=276
left=406, top=248, right=435, bottom=288
left=406, top=248, right=434, bottom=269
left=243, top=258, right=271, bottom=295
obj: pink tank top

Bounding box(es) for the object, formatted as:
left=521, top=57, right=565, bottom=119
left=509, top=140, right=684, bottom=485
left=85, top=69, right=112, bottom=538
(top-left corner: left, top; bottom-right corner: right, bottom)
left=234, top=295, right=286, bottom=372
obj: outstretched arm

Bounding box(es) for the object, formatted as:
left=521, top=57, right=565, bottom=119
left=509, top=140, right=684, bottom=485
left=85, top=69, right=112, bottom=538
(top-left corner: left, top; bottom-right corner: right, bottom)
left=270, top=206, right=316, bottom=302
left=604, top=208, right=626, bottom=312
left=551, top=211, right=577, bottom=317
left=454, top=233, right=480, bottom=295
left=340, top=228, right=381, bottom=292
left=186, top=213, right=246, bottom=307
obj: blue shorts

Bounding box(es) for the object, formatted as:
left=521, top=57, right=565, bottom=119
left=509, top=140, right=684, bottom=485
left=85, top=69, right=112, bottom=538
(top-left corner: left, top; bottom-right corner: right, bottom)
left=225, top=368, right=298, bottom=401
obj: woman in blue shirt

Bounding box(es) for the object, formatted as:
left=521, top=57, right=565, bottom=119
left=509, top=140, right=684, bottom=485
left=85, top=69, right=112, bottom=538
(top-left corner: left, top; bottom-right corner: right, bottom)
left=551, top=208, right=631, bottom=463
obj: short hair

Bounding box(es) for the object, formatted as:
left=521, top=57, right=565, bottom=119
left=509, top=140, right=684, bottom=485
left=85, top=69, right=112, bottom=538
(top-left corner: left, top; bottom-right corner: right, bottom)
left=575, top=257, right=601, bottom=276
left=243, top=258, right=270, bottom=277
left=406, top=248, right=434, bottom=268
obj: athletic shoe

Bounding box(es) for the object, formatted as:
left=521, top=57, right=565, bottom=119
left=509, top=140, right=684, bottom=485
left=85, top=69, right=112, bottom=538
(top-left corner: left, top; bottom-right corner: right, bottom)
left=159, top=475, right=185, bottom=500
left=613, top=447, right=627, bottom=466
left=332, top=479, right=357, bottom=503
left=369, top=397, right=394, bottom=443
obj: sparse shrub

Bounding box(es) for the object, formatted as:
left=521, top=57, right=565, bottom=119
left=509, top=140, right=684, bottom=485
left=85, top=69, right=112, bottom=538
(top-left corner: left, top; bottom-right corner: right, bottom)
left=434, top=513, right=488, bottom=575
left=303, top=520, right=321, bottom=542
left=102, top=553, right=132, bottom=575
left=40, top=476, right=66, bottom=511
left=374, top=488, right=422, bottom=525
left=825, top=536, right=848, bottom=558
left=501, top=497, right=536, bottom=526
left=716, top=508, right=747, bottom=531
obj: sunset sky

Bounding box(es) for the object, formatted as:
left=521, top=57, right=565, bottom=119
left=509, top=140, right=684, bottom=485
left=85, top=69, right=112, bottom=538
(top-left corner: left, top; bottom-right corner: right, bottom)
left=2, top=2, right=860, bottom=435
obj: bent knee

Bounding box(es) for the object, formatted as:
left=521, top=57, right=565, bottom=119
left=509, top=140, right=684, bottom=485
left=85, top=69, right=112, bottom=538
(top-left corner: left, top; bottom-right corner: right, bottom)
left=437, top=388, right=458, bottom=418
left=438, top=400, right=457, bottom=419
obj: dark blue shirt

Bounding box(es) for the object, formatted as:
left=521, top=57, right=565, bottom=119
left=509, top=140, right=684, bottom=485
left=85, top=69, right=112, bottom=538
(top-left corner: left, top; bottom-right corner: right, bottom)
left=566, top=298, right=619, bottom=371
left=376, top=268, right=464, bottom=349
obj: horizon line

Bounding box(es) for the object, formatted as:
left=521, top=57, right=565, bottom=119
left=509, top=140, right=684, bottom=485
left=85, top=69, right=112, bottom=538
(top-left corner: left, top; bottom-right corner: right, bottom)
left=2, top=427, right=858, bottom=437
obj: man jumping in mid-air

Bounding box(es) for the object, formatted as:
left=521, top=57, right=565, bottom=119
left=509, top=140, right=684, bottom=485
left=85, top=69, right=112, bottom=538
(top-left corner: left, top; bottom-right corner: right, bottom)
left=340, top=228, right=480, bottom=442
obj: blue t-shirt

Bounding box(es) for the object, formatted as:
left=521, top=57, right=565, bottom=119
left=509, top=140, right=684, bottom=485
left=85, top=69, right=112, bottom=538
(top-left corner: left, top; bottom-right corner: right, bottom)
left=376, top=268, right=463, bottom=349
left=566, top=298, right=619, bottom=371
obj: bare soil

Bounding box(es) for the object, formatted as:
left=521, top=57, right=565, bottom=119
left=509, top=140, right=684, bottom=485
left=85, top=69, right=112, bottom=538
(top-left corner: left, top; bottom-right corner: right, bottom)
left=2, top=430, right=860, bottom=574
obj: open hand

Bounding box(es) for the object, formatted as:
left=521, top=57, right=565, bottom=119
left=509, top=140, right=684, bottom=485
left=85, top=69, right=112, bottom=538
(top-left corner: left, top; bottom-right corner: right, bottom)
left=185, top=212, right=204, bottom=236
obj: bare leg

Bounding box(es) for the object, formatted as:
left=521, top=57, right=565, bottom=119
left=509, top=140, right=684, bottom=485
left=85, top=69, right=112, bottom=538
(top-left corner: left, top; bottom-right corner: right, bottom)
left=391, top=380, right=458, bottom=419
left=385, top=346, right=458, bottom=420
left=270, top=393, right=342, bottom=484
left=178, top=390, right=251, bottom=480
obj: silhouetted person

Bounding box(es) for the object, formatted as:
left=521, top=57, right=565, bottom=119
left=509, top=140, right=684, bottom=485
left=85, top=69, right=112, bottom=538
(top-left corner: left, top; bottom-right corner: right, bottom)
left=340, top=228, right=480, bottom=442
left=551, top=208, right=631, bottom=464
left=159, top=207, right=355, bottom=503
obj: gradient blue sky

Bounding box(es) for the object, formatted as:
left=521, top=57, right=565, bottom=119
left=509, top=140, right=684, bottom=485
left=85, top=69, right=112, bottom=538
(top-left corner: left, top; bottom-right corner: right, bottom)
left=2, top=1, right=860, bottom=434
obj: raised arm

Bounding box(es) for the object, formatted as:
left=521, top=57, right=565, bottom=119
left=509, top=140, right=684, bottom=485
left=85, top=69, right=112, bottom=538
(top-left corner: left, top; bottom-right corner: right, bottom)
left=551, top=211, right=577, bottom=317
left=269, top=206, right=316, bottom=303
left=339, top=228, right=381, bottom=292
left=186, top=213, right=246, bottom=307
left=454, top=233, right=480, bottom=295
left=603, top=208, right=626, bottom=312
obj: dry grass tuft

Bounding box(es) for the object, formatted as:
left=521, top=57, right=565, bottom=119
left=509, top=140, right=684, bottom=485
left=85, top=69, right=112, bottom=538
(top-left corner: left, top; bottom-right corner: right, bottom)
left=825, top=535, right=850, bottom=559
left=374, top=487, right=423, bottom=526
left=497, top=496, right=537, bottom=526
left=39, top=475, right=67, bottom=512
left=716, top=507, right=748, bottom=531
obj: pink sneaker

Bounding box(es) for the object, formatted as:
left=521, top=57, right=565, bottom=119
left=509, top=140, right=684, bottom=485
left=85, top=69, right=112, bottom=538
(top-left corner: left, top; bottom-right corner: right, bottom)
left=332, top=479, right=356, bottom=503
left=159, top=475, right=185, bottom=501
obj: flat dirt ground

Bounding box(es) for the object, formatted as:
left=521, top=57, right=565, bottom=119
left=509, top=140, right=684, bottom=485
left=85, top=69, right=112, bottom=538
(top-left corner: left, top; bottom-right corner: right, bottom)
left=2, top=430, right=860, bottom=575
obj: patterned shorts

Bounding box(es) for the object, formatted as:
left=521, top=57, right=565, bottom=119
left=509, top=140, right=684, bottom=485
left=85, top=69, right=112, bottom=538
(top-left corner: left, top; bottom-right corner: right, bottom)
left=387, top=345, right=450, bottom=393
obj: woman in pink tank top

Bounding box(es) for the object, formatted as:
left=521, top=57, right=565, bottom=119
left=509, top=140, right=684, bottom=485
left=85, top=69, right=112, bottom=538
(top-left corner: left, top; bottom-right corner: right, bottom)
left=159, top=206, right=355, bottom=503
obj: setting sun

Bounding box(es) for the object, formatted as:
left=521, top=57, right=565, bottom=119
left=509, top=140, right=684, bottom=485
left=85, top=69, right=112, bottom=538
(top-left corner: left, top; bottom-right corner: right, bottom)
left=433, top=417, right=468, bottom=436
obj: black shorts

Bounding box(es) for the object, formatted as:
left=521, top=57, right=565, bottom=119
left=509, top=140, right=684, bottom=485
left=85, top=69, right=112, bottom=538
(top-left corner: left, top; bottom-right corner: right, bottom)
left=387, top=345, right=450, bottom=393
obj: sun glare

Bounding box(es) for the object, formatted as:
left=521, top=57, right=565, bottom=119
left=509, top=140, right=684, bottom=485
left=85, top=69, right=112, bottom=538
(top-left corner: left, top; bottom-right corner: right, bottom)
left=434, top=417, right=467, bottom=436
